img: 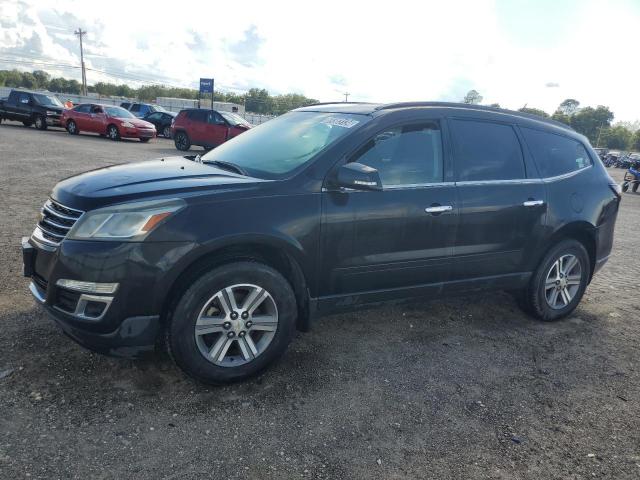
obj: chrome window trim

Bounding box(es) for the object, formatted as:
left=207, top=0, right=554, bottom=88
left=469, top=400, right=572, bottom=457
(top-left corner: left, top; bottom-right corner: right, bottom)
left=322, top=165, right=592, bottom=192
left=541, top=165, right=592, bottom=183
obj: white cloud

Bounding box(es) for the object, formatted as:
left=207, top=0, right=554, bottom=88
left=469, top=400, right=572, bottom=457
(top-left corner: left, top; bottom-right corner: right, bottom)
left=0, top=0, right=638, bottom=121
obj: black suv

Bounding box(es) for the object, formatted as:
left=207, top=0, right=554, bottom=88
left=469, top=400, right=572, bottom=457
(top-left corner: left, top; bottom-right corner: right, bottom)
left=0, top=89, right=64, bottom=129
left=22, top=102, right=620, bottom=384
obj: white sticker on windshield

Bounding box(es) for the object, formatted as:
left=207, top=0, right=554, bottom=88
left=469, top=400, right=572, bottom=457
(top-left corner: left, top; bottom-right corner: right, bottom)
left=322, top=118, right=360, bottom=128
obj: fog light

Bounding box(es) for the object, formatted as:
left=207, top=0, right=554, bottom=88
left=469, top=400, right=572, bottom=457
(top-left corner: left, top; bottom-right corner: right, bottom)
left=56, top=279, right=118, bottom=294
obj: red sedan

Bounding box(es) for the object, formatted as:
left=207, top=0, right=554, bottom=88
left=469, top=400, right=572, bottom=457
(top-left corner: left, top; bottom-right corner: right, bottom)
left=62, top=103, right=156, bottom=142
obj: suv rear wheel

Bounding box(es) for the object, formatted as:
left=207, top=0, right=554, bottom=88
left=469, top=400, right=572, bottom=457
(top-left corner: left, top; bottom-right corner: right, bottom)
left=166, top=262, right=297, bottom=384
left=519, top=239, right=590, bottom=321
left=174, top=131, right=190, bottom=151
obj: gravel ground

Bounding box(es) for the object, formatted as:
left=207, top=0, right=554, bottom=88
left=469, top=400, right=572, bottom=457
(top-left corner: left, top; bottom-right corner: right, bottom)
left=1, top=121, right=639, bottom=479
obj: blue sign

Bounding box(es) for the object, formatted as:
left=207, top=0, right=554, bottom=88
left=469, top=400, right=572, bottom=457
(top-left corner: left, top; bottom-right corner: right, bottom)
left=199, top=78, right=214, bottom=94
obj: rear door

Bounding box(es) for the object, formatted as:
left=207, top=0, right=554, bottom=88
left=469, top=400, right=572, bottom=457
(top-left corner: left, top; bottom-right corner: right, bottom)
left=205, top=111, right=228, bottom=147
left=187, top=110, right=208, bottom=144
left=72, top=104, right=92, bottom=130
left=319, top=116, right=458, bottom=304
left=448, top=117, right=546, bottom=286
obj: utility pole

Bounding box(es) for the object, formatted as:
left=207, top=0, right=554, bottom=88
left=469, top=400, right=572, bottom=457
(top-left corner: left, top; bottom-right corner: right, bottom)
left=343, top=92, right=350, bottom=103
left=74, top=28, right=87, bottom=96
left=596, top=122, right=604, bottom=148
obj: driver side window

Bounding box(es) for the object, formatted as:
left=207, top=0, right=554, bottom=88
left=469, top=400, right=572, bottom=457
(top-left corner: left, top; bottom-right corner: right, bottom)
left=350, top=122, right=443, bottom=186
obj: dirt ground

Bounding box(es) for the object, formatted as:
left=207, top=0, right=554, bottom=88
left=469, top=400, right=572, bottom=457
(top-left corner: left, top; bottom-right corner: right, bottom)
left=1, top=121, right=639, bottom=480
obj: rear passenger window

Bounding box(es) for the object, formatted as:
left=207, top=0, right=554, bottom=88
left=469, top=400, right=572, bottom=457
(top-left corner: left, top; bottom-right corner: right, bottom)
left=352, top=122, right=443, bottom=186
left=73, top=104, right=91, bottom=113
left=451, top=119, right=525, bottom=181
left=521, top=128, right=592, bottom=178
left=130, top=104, right=141, bottom=113
left=187, top=110, right=207, bottom=123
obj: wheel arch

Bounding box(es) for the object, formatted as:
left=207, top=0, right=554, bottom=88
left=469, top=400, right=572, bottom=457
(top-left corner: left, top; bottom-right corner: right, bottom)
left=159, top=237, right=311, bottom=335
left=539, top=221, right=597, bottom=281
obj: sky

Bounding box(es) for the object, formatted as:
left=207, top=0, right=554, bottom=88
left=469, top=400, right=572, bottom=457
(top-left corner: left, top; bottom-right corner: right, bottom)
left=0, top=0, right=638, bottom=121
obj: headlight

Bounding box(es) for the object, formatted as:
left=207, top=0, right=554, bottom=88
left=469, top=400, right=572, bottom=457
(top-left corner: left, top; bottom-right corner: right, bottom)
left=121, top=121, right=135, bottom=128
left=67, top=198, right=185, bottom=240
left=46, top=110, right=58, bottom=115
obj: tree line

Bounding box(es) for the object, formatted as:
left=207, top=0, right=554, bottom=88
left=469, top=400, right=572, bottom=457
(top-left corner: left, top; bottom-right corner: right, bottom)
left=463, top=90, right=640, bottom=151
left=0, top=69, right=319, bottom=116
left=1, top=70, right=637, bottom=149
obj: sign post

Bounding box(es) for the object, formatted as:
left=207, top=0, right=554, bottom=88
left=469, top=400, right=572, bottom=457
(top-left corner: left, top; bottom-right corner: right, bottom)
left=199, top=78, right=214, bottom=110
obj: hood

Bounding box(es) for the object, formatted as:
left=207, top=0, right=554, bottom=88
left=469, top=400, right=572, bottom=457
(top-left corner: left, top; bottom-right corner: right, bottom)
left=51, top=157, right=269, bottom=211
left=116, top=117, right=155, bottom=128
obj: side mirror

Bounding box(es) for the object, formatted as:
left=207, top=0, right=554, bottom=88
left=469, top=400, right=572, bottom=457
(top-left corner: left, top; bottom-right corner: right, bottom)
left=336, top=162, right=383, bottom=191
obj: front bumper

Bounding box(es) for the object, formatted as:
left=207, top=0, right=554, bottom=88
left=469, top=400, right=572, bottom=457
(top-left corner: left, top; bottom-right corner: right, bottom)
left=46, top=114, right=62, bottom=126
left=22, top=236, right=190, bottom=358
left=123, top=127, right=156, bottom=139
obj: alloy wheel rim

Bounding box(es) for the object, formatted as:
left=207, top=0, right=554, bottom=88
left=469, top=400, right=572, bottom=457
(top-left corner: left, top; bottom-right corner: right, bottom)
left=164, top=126, right=171, bottom=137
left=544, top=254, right=582, bottom=310
left=68, top=122, right=75, bottom=133
left=194, top=283, right=278, bottom=367
left=109, top=127, right=117, bottom=139
left=36, top=117, right=42, bottom=128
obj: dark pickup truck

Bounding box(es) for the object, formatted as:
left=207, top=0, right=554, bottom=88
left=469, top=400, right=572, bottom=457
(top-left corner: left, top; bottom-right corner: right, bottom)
left=0, top=89, right=64, bottom=129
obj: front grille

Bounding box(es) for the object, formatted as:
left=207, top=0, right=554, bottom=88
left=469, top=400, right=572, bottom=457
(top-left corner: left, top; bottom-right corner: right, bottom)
left=32, top=199, right=84, bottom=248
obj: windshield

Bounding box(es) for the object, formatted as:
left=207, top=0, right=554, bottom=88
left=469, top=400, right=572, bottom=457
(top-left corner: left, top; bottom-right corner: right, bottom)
left=33, top=94, right=63, bottom=107
left=105, top=106, right=135, bottom=118
left=220, top=111, right=247, bottom=125
left=201, top=111, right=369, bottom=179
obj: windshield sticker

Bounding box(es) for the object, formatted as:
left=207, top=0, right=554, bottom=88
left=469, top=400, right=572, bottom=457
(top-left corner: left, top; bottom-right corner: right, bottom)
left=322, top=118, right=360, bottom=129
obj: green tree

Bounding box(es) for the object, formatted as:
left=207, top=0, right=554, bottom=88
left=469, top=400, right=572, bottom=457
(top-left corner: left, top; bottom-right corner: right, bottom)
left=518, top=107, right=549, bottom=118
left=569, top=106, right=614, bottom=144
left=32, top=70, right=50, bottom=89
left=630, top=130, right=640, bottom=151
left=462, top=89, right=483, bottom=104
left=557, top=98, right=580, bottom=115
left=598, top=125, right=632, bottom=149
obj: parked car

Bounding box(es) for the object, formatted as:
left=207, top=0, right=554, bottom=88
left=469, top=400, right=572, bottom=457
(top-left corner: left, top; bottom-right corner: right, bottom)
left=593, top=148, right=608, bottom=160
left=121, top=102, right=167, bottom=118
left=0, top=89, right=64, bottom=130
left=143, top=110, right=176, bottom=138
left=171, top=108, right=251, bottom=151
left=22, top=101, right=620, bottom=384
left=61, top=104, right=156, bottom=141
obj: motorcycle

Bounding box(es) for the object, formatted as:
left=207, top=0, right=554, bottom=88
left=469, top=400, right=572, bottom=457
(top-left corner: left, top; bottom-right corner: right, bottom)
left=622, top=164, right=640, bottom=193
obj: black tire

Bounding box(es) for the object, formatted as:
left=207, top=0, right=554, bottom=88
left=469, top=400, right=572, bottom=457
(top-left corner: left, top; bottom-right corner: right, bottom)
left=34, top=114, right=47, bottom=130
left=140, top=137, right=150, bottom=143
left=166, top=261, right=297, bottom=384
left=622, top=182, right=629, bottom=193
left=174, top=131, right=190, bottom=151
left=22, top=120, right=32, bottom=127
left=519, top=239, right=590, bottom=321
left=107, top=124, right=120, bottom=141
left=163, top=125, right=172, bottom=138
left=633, top=182, right=639, bottom=193
left=66, top=119, right=79, bottom=135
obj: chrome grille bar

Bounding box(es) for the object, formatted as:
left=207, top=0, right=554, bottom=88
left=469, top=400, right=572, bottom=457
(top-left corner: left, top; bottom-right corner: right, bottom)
left=32, top=198, right=84, bottom=248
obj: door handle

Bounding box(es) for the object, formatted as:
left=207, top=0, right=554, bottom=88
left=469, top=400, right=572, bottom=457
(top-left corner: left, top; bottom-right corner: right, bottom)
left=425, top=205, right=453, bottom=214
left=523, top=200, right=545, bottom=207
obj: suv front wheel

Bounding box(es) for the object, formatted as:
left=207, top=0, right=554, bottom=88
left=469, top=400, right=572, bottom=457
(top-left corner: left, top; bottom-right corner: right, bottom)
left=166, top=262, right=297, bottom=384
left=174, top=131, right=191, bottom=151
left=520, top=239, right=590, bottom=321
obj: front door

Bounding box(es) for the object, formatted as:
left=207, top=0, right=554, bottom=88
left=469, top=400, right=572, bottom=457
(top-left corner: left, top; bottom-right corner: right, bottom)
left=205, top=111, right=229, bottom=147
left=448, top=117, right=546, bottom=286
left=319, top=118, right=458, bottom=307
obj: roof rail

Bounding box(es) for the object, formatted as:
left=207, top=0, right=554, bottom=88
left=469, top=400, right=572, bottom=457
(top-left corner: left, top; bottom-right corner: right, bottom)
left=376, top=101, right=574, bottom=131
left=300, top=101, right=374, bottom=107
